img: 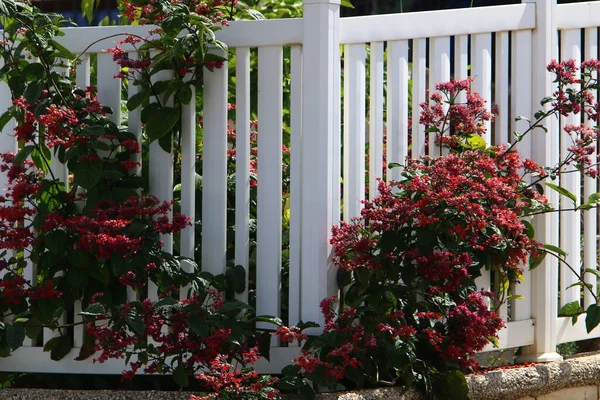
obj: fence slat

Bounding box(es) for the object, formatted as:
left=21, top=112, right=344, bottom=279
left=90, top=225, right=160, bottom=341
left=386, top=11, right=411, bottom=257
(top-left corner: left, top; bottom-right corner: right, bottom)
left=202, top=59, right=228, bottom=277
left=386, top=40, right=409, bottom=184
left=411, top=38, right=427, bottom=158
left=494, top=31, right=510, bottom=146
left=127, top=52, right=143, bottom=177
left=471, top=33, right=492, bottom=145
left=288, top=45, right=303, bottom=330
left=180, top=84, right=197, bottom=298
left=369, top=41, right=384, bottom=199
left=96, top=53, right=121, bottom=126
left=584, top=28, right=598, bottom=309
left=511, top=29, right=534, bottom=322
left=149, top=70, right=175, bottom=299
left=343, top=44, right=366, bottom=220
left=559, top=29, right=581, bottom=307
left=75, top=56, right=91, bottom=89
left=256, top=46, right=283, bottom=328
left=428, top=37, right=450, bottom=156
left=234, top=47, right=251, bottom=304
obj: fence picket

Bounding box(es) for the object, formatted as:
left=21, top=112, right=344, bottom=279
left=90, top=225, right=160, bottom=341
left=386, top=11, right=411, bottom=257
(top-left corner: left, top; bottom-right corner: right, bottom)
left=559, top=29, right=581, bottom=307
left=386, top=40, right=409, bottom=184
left=368, top=41, right=384, bottom=200
left=494, top=32, right=510, bottom=146
left=471, top=33, right=492, bottom=145
left=202, top=58, right=228, bottom=277
left=234, top=47, right=251, bottom=304
left=584, top=28, right=598, bottom=309
left=343, top=44, right=366, bottom=220
left=288, top=45, right=303, bottom=330
left=256, top=46, right=284, bottom=331
left=428, top=37, right=450, bottom=156
left=411, top=39, right=427, bottom=158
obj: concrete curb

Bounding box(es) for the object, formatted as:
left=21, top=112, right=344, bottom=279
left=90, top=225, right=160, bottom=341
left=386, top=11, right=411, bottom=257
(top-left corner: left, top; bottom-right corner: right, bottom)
left=2, top=354, right=600, bottom=400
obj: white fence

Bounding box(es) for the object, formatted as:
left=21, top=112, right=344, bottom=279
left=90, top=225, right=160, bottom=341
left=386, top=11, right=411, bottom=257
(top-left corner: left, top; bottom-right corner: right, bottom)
left=1, top=0, right=600, bottom=375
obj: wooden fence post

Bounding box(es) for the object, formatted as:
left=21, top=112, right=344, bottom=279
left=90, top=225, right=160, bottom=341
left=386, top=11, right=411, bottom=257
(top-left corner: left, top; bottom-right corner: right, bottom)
left=518, top=0, right=562, bottom=362
left=300, top=0, right=341, bottom=330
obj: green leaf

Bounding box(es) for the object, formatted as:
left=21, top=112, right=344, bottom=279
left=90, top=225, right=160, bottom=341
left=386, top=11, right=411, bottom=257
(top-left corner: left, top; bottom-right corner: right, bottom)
left=25, top=318, right=42, bottom=340
left=79, top=125, right=106, bottom=136
left=125, top=308, right=145, bottom=336
left=587, top=193, right=600, bottom=204
left=5, top=324, right=25, bottom=351
left=255, top=316, right=283, bottom=327
left=127, top=89, right=150, bottom=111
left=73, top=160, right=103, bottom=190
left=44, top=335, right=72, bottom=361
left=226, top=264, right=246, bottom=294
left=186, top=313, right=208, bottom=337
left=558, top=301, right=583, bottom=317
left=145, top=106, right=180, bottom=142
left=586, top=303, right=600, bottom=333
left=31, top=145, right=51, bottom=173
left=340, top=0, right=354, bottom=8
left=585, top=268, right=600, bottom=279
left=44, top=230, right=67, bottom=254
left=80, top=303, right=106, bottom=316
left=434, top=370, right=469, bottom=400
left=522, top=220, right=535, bottom=239
left=529, top=250, right=545, bottom=269
left=89, top=263, right=109, bottom=285
left=543, top=244, right=567, bottom=257
left=463, top=133, right=487, bottom=151
left=50, top=40, right=76, bottom=60
left=172, top=365, right=189, bottom=388
left=0, top=111, right=13, bottom=132
left=219, top=300, right=253, bottom=313
left=545, top=183, right=577, bottom=206
left=14, top=145, right=34, bottom=165
left=153, top=297, right=179, bottom=309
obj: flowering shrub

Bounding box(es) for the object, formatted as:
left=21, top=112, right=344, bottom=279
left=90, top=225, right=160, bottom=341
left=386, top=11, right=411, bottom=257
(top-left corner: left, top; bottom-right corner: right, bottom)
left=0, top=1, right=283, bottom=397
left=280, top=63, right=600, bottom=398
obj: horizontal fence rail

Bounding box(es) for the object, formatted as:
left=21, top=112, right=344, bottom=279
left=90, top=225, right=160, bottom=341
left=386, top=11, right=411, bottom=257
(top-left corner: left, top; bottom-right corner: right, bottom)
left=1, top=0, right=600, bottom=376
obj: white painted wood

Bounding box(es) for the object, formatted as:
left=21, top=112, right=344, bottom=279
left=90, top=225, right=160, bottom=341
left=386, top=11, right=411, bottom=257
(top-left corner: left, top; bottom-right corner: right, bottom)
left=411, top=38, right=427, bottom=159
left=428, top=36, right=450, bottom=156
left=556, top=2, right=600, bottom=30
left=217, top=19, right=303, bottom=47
left=454, top=35, right=469, bottom=83
left=474, top=270, right=491, bottom=308
left=480, top=319, right=535, bottom=352
left=75, top=56, right=91, bottom=89
left=454, top=35, right=469, bottom=106
left=556, top=316, right=600, bottom=344
left=339, top=4, right=535, bottom=44
left=385, top=41, right=409, bottom=184
left=127, top=52, right=143, bottom=177
left=96, top=53, right=121, bottom=126
left=343, top=44, right=366, bottom=221
left=257, top=46, right=283, bottom=328
left=202, top=58, right=228, bottom=277
left=288, top=45, right=303, bottom=330
left=234, top=47, right=251, bottom=304
left=494, top=31, right=510, bottom=146
left=511, top=30, right=533, bottom=155
left=148, top=70, right=175, bottom=300
left=368, top=41, right=384, bottom=199
left=471, top=33, right=492, bottom=145
left=584, top=28, right=598, bottom=309
left=559, top=29, right=581, bottom=308
left=300, top=0, right=340, bottom=330
left=518, top=0, right=562, bottom=363
left=180, top=85, right=197, bottom=293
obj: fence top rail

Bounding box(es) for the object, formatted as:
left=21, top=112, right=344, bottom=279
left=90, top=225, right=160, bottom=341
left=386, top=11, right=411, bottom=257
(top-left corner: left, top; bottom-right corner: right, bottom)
left=557, top=2, right=600, bottom=30
left=339, top=3, right=536, bottom=44
left=57, top=18, right=303, bottom=55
